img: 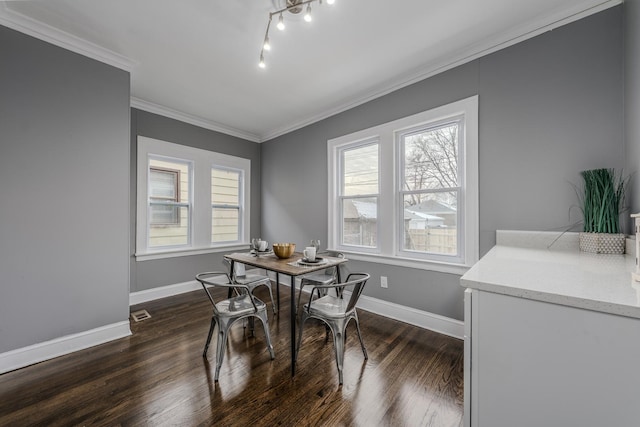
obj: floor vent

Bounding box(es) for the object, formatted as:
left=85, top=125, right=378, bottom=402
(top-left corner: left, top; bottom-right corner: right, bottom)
left=131, top=309, right=151, bottom=322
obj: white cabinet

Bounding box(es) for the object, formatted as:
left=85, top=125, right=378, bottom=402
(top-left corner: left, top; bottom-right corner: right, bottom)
left=462, top=233, right=640, bottom=427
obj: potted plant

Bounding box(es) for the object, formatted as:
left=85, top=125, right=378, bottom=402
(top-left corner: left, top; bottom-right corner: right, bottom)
left=578, top=168, right=627, bottom=254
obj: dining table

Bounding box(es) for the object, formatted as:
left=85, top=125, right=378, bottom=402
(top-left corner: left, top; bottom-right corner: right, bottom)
left=224, top=250, right=348, bottom=376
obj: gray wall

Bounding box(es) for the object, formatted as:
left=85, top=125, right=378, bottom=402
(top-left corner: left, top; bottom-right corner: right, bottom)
left=626, top=0, right=640, bottom=221
left=0, top=26, right=131, bottom=352
left=261, top=7, right=625, bottom=321
left=130, top=109, right=262, bottom=292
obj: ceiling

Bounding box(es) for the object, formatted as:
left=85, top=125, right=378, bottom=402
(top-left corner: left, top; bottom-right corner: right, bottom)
left=0, top=0, right=620, bottom=142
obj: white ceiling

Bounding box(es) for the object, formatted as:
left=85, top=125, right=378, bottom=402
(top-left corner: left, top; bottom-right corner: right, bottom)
left=1, top=0, right=620, bottom=142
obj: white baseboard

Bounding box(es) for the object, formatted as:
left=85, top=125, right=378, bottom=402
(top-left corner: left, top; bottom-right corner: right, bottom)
left=130, top=280, right=201, bottom=305
left=355, top=294, right=464, bottom=339
left=129, top=269, right=266, bottom=306
left=0, top=321, right=131, bottom=375
left=273, top=274, right=464, bottom=340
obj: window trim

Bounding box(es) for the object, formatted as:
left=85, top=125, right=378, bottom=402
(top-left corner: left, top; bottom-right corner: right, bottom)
left=136, top=136, right=251, bottom=261
left=327, top=96, right=478, bottom=272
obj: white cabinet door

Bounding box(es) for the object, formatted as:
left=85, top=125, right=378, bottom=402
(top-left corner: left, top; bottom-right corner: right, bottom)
left=470, top=290, right=640, bottom=427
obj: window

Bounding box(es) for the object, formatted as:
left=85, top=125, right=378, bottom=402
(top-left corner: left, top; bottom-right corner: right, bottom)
left=211, top=167, right=242, bottom=243
left=340, top=141, right=379, bottom=249
left=136, top=136, right=251, bottom=260
left=149, top=167, right=181, bottom=226
left=399, top=120, right=461, bottom=258
left=148, top=160, right=191, bottom=248
left=328, top=96, right=478, bottom=272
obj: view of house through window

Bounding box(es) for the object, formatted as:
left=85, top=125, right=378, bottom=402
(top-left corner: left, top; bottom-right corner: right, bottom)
left=211, top=167, right=242, bottom=243
left=400, top=121, right=461, bottom=255
left=148, top=158, right=191, bottom=248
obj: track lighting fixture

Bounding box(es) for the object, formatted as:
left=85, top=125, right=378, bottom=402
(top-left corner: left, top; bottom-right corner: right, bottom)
left=258, top=0, right=337, bottom=69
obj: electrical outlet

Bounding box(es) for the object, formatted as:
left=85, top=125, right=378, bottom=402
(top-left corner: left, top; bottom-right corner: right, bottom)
left=381, top=276, right=388, bottom=288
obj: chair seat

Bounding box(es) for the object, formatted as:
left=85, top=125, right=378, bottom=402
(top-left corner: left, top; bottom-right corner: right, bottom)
left=307, top=295, right=349, bottom=318
left=302, top=272, right=335, bottom=286
left=217, top=294, right=266, bottom=317
left=235, top=273, right=270, bottom=286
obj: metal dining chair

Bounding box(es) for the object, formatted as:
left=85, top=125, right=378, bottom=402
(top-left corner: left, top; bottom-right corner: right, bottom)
left=195, top=271, right=275, bottom=382
left=295, top=272, right=370, bottom=385
left=223, top=257, right=277, bottom=314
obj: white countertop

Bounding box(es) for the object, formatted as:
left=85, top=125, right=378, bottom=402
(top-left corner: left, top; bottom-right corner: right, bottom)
left=461, top=232, right=640, bottom=319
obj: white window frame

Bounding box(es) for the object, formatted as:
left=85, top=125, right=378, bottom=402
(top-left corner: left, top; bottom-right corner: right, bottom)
left=328, top=96, right=478, bottom=274
left=136, top=136, right=251, bottom=261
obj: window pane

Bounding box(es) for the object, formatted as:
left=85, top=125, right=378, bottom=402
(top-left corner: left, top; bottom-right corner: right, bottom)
left=148, top=158, right=190, bottom=248
left=343, top=143, right=378, bottom=196
left=342, top=197, right=377, bottom=247
left=403, top=192, right=457, bottom=255
left=212, top=207, right=239, bottom=243
left=149, top=206, right=189, bottom=247
left=150, top=204, right=179, bottom=224
left=403, top=123, right=458, bottom=191
left=212, top=168, right=240, bottom=205
left=212, top=168, right=241, bottom=243
left=149, top=169, right=177, bottom=199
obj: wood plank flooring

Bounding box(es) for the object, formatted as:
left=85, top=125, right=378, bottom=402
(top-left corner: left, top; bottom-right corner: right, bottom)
left=0, top=286, right=464, bottom=426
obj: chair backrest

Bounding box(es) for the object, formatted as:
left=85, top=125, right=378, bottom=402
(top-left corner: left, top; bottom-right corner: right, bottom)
left=195, top=271, right=237, bottom=316
left=322, top=252, right=345, bottom=276
left=222, top=257, right=246, bottom=280
left=342, top=273, right=370, bottom=313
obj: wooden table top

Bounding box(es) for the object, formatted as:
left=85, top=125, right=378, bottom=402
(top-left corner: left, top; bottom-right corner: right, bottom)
left=225, top=251, right=347, bottom=276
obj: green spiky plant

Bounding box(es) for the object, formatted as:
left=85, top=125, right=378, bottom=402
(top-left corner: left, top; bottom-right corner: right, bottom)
left=579, top=168, right=627, bottom=234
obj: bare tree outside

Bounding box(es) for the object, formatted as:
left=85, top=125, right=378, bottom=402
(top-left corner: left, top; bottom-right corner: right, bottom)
left=403, top=123, right=459, bottom=208
left=401, top=122, right=460, bottom=255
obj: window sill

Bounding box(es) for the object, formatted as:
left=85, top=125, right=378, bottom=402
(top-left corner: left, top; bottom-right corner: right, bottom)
left=135, top=244, right=249, bottom=261
left=335, top=250, right=472, bottom=275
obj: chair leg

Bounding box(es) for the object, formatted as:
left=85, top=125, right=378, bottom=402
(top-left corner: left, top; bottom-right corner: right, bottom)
left=331, top=324, right=346, bottom=385
left=203, top=317, right=216, bottom=357
left=257, top=312, right=275, bottom=359
left=214, top=320, right=230, bottom=382
left=266, top=282, right=277, bottom=315
left=295, top=311, right=309, bottom=363
left=353, top=315, right=368, bottom=359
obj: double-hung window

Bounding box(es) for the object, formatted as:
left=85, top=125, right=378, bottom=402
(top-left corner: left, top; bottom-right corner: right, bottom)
left=136, top=136, right=251, bottom=260
left=328, top=96, right=478, bottom=273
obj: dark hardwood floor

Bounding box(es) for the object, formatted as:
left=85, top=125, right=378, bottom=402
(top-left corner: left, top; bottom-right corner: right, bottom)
left=0, top=286, right=464, bottom=426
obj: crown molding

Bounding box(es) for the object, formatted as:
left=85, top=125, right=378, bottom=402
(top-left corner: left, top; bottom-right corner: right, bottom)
left=0, top=2, right=135, bottom=72
left=131, top=97, right=261, bottom=143
left=259, top=0, right=622, bottom=142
